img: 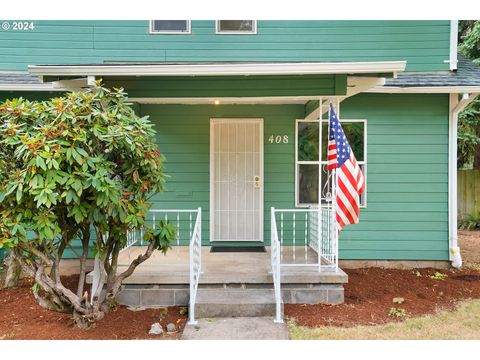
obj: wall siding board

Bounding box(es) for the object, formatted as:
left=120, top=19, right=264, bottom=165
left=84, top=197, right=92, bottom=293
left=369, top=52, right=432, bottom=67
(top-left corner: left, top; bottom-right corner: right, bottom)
left=0, top=20, right=450, bottom=71
left=0, top=91, right=450, bottom=261
left=141, top=92, right=449, bottom=260
left=103, top=75, right=340, bottom=98
left=340, top=93, right=449, bottom=260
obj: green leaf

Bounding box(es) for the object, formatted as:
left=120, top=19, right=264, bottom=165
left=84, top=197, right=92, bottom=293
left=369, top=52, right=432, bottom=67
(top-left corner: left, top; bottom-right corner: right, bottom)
left=32, top=283, right=41, bottom=293
left=36, top=156, right=46, bottom=171
left=51, top=158, right=60, bottom=170
left=66, top=147, right=72, bottom=162
left=16, top=186, right=23, bottom=202
left=71, top=148, right=83, bottom=166
left=76, top=148, right=89, bottom=157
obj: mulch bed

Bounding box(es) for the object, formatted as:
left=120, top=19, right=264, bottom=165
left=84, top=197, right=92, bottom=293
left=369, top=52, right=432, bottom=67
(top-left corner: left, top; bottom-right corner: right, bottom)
left=2, top=231, right=480, bottom=337
left=284, top=267, right=480, bottom=328
left=0, top=276, right=187, bottom=340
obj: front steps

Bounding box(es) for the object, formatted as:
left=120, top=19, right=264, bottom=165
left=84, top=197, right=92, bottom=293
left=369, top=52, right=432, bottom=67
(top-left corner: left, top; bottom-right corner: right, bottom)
left=116, top=281, right=345, bottom=310
left=96, top=247, right=349, bottom=319
left=195, top=287, right=280, bottom=318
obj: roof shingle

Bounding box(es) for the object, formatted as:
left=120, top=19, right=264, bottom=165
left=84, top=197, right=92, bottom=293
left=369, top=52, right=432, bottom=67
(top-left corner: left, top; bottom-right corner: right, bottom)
left=385, top=54, right=480, bottom=87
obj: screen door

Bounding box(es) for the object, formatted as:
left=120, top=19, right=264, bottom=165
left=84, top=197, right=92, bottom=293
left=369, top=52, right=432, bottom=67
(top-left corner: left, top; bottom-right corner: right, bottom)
left=210, top=119, right=263, bottom=242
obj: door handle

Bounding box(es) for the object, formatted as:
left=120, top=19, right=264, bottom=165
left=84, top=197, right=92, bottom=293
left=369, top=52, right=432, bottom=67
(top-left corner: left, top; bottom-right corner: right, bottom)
left=254, top=176, right=260, bottom=188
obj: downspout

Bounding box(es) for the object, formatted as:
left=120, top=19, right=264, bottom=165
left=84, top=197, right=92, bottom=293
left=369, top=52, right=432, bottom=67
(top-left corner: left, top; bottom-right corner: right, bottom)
left=448, top=92, right=479, bottom=268
left=446, top=20, right=459, bottom=71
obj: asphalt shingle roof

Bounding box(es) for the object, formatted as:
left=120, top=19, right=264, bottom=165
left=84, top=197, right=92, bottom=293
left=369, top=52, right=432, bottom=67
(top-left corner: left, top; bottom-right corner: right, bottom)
left=0, top=72, right=41, bottom=85
left=385, top=54, right=480, bottom=87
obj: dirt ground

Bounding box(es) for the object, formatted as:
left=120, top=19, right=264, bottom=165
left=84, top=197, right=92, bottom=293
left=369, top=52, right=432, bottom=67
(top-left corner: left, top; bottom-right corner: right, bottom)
left=285, top=230, right=480, bottom=328
left=1, top=231, right=479, bottom=338
left=0, top=276, right=187, bottom=340
left=458, top=230, right=480, bottom=268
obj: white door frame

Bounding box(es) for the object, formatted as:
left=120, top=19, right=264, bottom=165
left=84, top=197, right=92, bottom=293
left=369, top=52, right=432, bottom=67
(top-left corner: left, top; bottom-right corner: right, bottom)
left=209, top=118, right=264, bottom=242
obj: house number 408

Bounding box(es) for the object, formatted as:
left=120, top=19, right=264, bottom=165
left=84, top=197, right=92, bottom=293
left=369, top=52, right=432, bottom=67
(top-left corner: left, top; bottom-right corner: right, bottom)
left=268, top=135, right=289, bottom=144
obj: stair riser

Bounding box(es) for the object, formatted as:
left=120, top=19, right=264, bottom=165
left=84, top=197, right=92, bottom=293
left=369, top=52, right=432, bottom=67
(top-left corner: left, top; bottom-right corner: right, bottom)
left=196, top=303, right=281, bottom=318
left=116, top=283, right=344, bottom=307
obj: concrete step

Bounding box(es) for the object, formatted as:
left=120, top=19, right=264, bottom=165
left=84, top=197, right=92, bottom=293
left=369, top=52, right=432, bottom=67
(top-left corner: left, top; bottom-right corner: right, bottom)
left=195, top=288, right=283, bottom=318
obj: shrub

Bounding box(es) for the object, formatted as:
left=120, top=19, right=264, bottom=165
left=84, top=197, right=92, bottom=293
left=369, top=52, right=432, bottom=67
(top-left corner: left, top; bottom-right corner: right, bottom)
left=430, top=272, right=448, bottom=280
left=0, top=83, right=175, bottom=327
left=459, top=212, right=480, bottom=230
left=388, top=307, right=408, bottom=318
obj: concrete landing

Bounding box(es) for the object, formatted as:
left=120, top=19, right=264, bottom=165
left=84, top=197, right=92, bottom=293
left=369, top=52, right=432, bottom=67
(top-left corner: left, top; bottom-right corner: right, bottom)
left=196, top=288, right=279, bottom=318
left=92, top=246, right=349, bottom=285
left=181, top=317, right=289, bottom=340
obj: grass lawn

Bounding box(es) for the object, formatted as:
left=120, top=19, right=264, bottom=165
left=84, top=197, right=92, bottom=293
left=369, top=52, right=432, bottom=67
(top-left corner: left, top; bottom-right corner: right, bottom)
left=289, top=299, right=480, bottom=340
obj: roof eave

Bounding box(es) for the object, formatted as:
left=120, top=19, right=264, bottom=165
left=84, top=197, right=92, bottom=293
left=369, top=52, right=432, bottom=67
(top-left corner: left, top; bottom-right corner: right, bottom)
left=28, top=61, right=407, bottom=77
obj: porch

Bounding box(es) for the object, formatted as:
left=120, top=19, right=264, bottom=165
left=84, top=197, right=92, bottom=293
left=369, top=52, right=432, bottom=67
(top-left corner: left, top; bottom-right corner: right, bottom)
left=108, top=244, right=347, bottom=320
left=86, top=207, right=347, bottom=323
left=114, top=245, right=347, bottom=285
left=50, top=61, right=405, bottom=323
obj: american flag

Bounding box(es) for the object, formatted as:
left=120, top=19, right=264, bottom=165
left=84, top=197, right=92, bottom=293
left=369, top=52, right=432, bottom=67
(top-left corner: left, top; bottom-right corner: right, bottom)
left=327, top=103, right=365, bottom=232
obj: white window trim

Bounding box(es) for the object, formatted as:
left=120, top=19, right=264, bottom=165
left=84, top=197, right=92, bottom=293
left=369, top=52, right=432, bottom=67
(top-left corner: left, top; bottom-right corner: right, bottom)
left=216, top=20, right=257, bottom=34
left=149, top=20, right=191, bottom=35
left=295, top=118, right=367, bottom=209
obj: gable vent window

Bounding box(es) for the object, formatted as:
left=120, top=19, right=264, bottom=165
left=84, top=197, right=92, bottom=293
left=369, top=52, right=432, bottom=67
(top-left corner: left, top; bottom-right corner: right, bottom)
left=149, top=20, right=191, bottom=34
left=216, top=20, right=256, bottom=34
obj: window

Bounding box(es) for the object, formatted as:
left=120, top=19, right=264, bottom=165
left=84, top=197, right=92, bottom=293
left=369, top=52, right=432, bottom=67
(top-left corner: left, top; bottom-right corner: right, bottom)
left=295, top=119, right=367, bottom=207
left=149, top=20, right=191, bottom=34
left=216, top=20, right=257, bottom=34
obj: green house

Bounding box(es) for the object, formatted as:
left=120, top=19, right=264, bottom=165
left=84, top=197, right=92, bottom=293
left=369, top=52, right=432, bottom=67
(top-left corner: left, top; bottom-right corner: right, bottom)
left=1, top=20, right=480, bottom=321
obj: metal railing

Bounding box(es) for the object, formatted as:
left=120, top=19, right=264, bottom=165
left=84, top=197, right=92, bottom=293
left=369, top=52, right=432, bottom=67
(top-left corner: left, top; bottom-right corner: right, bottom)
left=119, top=208, right=203, bottom=324
left=120, top=209, right=201, bottom=264
left=270, top=207, right=283, bottom=323
left=271, top=205, right=338, bottom=272
left=188, top=208, right=202, bottom=324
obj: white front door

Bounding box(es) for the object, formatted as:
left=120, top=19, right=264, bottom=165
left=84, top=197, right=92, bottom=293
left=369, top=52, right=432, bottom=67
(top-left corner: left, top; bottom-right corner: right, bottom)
left=210, top=118, right=264, bottom=242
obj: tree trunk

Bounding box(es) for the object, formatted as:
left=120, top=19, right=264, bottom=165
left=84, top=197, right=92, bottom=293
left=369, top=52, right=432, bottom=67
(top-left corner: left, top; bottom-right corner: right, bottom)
left=1, top=252, right=21, bottom=289
left=76, top=223, right=90, bottom=298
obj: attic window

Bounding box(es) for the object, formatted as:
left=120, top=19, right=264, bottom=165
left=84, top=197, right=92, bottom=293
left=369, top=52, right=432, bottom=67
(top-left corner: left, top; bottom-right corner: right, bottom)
left=216, top=20, right=256, bottom=34
left=149, top=20, right=191, bottom=34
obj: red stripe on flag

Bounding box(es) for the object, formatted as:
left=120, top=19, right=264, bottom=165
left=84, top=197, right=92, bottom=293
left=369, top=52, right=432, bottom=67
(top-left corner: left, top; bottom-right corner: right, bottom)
left=337, top=177, right=359, bottom=222
left=336, top=193, right=356, bottom=225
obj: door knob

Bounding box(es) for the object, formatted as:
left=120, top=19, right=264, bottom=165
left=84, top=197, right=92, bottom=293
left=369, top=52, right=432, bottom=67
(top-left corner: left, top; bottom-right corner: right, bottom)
left=254, top=176, right=260, bottom=188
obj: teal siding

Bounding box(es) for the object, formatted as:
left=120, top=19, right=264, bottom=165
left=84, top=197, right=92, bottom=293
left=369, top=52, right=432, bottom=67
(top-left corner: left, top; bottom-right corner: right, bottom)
left=0, top=20, right=450, bottom=72
left=143, top=93, right=449, bottom=260
left=340, top=93, right=449, bottom=260
left=0, top=91, right=450, bottom=261
left=142, top=104, right=304, bottom=246
left=104, top=74, right=345, bottom=98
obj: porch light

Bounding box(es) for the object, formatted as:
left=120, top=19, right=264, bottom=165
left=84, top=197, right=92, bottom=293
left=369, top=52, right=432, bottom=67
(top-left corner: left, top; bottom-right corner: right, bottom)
left=214, top=100, right=220, bottom=105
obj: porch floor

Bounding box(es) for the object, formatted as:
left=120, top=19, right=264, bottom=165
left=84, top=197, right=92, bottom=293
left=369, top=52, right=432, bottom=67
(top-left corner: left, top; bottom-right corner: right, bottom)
left=97, top=246, right=348, bottom=285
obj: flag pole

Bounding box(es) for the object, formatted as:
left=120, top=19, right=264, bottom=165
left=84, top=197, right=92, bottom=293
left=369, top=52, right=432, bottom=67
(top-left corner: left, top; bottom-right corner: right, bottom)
left=333, top=99, right=339, bottom=272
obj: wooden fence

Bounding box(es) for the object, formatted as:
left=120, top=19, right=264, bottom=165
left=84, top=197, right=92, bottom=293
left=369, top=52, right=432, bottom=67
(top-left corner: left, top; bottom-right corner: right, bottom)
left=458, top=169, right=480, bottom=219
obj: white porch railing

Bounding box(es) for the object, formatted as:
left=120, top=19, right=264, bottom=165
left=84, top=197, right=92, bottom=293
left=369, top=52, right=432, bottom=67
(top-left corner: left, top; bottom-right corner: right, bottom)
left=270, top=207, right=283, bottom=323
left=271, top=206, right=338, bottom=272
left=120, top=208, right=203, bottom=324
left=188, top=208, right=202, bottom=324
left=121, top=209, right=201, bottom=264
